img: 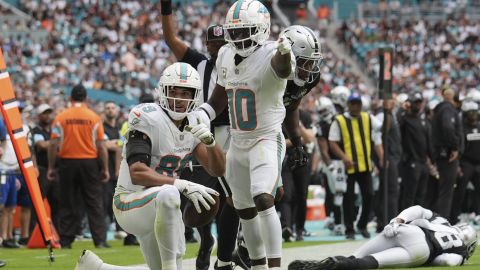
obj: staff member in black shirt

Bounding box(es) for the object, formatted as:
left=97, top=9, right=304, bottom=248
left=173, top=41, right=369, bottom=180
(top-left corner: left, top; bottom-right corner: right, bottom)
left=31, top=104, right=59, bottom=228
left=450, top=100, right=480, bottom=223
left=161, top=1, right=233, bottom=269
left=431, top=88, right=463, bottom=218
left=398, top=91, right=432, bottom=209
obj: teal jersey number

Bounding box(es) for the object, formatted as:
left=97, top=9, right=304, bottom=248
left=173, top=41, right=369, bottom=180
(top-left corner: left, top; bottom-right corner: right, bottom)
left=226, top=89, right=257, bottom=131
left=142, top=105, right=157, bottom=113
left=156, top=154, right=193, bottom=177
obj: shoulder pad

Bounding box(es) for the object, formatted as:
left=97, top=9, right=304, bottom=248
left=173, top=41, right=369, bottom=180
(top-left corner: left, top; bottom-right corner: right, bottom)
left=127, top=103, right=163, bottom=137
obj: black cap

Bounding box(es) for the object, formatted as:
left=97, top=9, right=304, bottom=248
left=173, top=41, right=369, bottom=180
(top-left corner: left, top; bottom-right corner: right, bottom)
left=71, top=84, right=87, bottom=101
left=206, top=25, right=225, bottom=42
left=139, top=93, right=155, bottom=104
left=408, top=91, right=423, bottom=102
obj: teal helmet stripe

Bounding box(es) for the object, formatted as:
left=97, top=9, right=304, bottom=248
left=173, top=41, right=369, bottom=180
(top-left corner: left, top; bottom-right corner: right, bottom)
left=233, top=0, right=245, bottom=20
left=181, top=63, right=187, bottom=80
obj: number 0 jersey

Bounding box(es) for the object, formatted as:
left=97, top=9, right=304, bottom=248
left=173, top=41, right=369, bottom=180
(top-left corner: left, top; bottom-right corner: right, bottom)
left=216, top=42, right=295, bottom=147
left=117, top=103, right=200, bottom=192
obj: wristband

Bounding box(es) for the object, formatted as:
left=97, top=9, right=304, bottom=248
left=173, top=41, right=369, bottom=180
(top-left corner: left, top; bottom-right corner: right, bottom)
left=200, top=103, right=216, bottom=120
left=161, top=1, right=172, bottom=15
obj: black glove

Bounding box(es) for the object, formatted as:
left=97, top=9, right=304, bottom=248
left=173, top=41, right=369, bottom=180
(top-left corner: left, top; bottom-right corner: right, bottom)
left=288, top=146, right=308, bottom=170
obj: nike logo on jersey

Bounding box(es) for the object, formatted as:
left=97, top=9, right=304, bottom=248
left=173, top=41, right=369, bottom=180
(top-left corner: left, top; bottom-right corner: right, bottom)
left=133, top=111, right=141, bottom=117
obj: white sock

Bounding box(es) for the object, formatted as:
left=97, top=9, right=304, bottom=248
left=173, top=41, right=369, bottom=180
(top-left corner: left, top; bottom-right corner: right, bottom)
left=217, top=260, right=231, bottom=267
left=240, top=215, right=266, bottom=260
left=269, top=267, right=281, bottom=270
left=154, top=188, right=182, bottom=270
left=258, top=207, right=282, bottom=259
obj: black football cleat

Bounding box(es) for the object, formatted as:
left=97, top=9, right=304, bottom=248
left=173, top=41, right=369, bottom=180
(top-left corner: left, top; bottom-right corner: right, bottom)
left=232, top=244, right=251, bottom=270
left=288, top=256, right=351, bottom=270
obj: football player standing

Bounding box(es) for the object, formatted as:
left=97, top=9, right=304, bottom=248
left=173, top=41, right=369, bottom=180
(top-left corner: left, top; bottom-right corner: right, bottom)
left=189, top=1, right=295, bottom=268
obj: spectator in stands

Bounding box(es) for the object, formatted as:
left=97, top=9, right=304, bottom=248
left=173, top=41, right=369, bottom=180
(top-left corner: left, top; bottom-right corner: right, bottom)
left=431, top=88, right=462, bottom=219
left=296, top=3, right=308, bottom=22
left=329, top=92, right=383, bottom=240
left=47, top=84, right=110, bottom=248
left=317, top=4, right=330, bottom=27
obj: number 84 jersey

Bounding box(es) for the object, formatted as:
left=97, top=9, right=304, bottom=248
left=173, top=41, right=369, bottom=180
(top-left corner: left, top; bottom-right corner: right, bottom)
left=117, top=103, right=200, bottom=192
left=216, top=42, right=295, bottom=147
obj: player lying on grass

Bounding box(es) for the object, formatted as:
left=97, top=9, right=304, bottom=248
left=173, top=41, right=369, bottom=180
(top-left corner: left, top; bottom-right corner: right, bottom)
left=74, top=62, right=225, bottom=270
left=289, top=205, right=477, bottom=270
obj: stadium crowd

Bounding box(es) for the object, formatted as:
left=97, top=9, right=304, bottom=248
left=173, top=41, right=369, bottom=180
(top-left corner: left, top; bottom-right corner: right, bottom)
left=0, top=1, right=479, bottom=270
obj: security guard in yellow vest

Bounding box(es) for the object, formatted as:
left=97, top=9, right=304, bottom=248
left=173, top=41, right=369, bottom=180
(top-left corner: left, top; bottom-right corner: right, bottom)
left=328, top=92, right=383, bottom=240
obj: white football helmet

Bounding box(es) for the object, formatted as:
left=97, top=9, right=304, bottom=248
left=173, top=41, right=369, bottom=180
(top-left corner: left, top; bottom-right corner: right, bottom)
left=466, top=89, right=480, bottom=103
left=462, top=100, right=479, bottom=112
left=315, top=96, right=336, bottom=124
left=157, top=63, right=202, bottom=120
left=224, top=0, right=270, bottom=57
left=454, top=223, right=477, bottom=259
left=281, top=25, right=323, bottom=86
left=330, top=86, right=351, bottom=110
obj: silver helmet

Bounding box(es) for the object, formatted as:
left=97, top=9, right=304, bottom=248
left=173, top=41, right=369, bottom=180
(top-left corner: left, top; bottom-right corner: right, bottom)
left=281, top=25, right=323, bottom=86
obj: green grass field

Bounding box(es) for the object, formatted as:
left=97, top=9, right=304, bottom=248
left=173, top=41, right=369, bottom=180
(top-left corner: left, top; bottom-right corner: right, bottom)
left=0, top=239, right=478, bottom=269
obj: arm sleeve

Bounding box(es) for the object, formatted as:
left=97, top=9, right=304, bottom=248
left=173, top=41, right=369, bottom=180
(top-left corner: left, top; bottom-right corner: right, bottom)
left=180, top=47, right=207, bottom=68
left=328, top=121, right=341, bottom=142
left=126, top=130, right=152, bottom=166
left=430, top=254, right=464, bottom=266
left=397, top=205, right=433, bottom=223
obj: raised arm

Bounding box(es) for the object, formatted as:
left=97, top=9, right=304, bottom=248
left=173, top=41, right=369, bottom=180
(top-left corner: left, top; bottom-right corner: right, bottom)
left=161, top=0, right=188, bottom=60
left=271, top=37, right=292, bottom=79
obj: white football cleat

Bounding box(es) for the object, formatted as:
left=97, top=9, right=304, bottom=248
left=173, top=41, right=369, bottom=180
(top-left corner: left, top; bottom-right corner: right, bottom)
left=75, top=250, right=103, bottom=270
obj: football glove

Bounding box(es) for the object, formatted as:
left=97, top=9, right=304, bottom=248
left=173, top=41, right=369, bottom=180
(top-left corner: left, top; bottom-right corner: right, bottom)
left=185, top=122, right=216, bottom=147
left=187, top=109, right=211, bottom=130
left=384, top=219, right=401, bottom=238
left=276, top=35, right=292, bottom=55
left=288, top=146, right=309, bottom=170
left=174, top=179, right=219, bottom=213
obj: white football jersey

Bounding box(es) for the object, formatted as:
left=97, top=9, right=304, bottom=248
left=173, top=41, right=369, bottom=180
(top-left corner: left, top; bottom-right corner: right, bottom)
left=216, top=42, right=294, bottom=147
left=117, top=103, right=200, bottom=192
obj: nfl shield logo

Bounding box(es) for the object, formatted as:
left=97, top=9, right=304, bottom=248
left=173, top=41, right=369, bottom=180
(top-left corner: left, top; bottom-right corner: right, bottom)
left=213, top=26, right=223, bottom=37
left=180, top=134, right=184, bottom=141
left=221, top=68, right=227, bottom=79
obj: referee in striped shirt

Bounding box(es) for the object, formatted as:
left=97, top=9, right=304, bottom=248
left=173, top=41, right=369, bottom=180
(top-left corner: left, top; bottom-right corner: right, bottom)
left=161, top=1, right=237, bottom=270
